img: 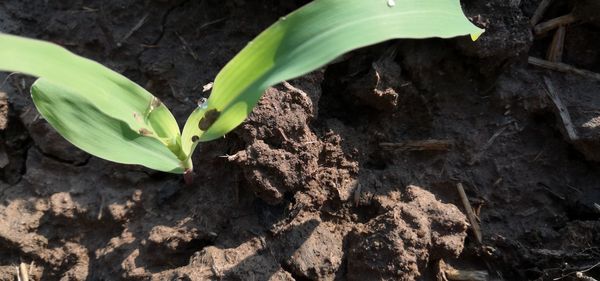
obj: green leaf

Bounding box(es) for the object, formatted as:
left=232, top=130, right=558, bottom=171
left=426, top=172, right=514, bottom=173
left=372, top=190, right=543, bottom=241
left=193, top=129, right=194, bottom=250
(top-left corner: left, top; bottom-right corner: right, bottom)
left=181, top=0, right=483, bottom=155
left=31, top=79, right=185, bottom=173
left=0, top=34, right=190, bottom=173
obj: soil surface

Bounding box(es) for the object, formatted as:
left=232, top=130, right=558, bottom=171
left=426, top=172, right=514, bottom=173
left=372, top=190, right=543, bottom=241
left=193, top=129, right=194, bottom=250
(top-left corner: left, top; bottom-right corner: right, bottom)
left=1, top=0, right=599, bottom=280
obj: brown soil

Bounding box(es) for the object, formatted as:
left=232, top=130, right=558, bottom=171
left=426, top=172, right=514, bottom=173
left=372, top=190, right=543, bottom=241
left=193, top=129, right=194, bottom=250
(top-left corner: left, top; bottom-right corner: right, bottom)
left=1, top=0, right=600, bottom=280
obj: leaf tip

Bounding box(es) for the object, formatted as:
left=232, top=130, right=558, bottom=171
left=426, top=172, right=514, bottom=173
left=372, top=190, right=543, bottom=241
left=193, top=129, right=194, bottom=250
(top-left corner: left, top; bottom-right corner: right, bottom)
left=470, top=30, right=485, bottom=41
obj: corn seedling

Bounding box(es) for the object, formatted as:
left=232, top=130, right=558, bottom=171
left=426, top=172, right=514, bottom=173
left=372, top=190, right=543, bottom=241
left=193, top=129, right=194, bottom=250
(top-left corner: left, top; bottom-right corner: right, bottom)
left=0, top=0, right=483, bottom=181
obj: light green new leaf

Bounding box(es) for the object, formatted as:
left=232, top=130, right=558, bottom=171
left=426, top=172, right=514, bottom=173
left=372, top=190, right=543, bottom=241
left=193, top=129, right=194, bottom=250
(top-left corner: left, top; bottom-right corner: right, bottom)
left=181, top=0, right=484, bottom=155
left=32, top=79, right=184, bottom=173
left=0, top=34, right=189, bottom=172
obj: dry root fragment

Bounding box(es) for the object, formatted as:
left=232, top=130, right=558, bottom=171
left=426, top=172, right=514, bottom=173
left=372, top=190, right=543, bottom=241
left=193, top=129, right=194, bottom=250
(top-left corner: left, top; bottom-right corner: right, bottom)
left=546, top=25, right=565, bottom=62
left=530, top=0, right=554, bottom=26
left=528, top=57, right=600, bottom=81
left=379, top=140, right=453, bottom=152
left=534, top=14, right=576, bottom=36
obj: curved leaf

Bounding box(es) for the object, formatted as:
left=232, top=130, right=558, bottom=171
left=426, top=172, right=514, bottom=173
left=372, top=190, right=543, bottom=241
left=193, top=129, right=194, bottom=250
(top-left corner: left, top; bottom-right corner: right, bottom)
left=31, top=79, right=185, bottom=173
left=0, top=34, right=183, bottom=151
left=0, top=34, right=190, bottom=173
left=182, top=0, right=484, bottom=154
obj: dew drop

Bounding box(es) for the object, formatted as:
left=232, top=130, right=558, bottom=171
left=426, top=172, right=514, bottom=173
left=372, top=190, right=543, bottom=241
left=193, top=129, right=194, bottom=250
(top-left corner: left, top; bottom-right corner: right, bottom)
left=387, top=0, right=395, bottom=7
left=151, top=97, right=163, bottom=109
left=197, top=98, right=208, bottom=110
left=280, top=16, right=287, bottom=21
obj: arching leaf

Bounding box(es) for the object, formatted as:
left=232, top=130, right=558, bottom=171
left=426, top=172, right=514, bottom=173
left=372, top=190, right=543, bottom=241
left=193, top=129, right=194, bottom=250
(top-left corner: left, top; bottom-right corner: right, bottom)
left=31, top=79, right=185, bottom=173
left=182, top=0, right=483, bottom=156
left=0, top=34, right=190, bottom=173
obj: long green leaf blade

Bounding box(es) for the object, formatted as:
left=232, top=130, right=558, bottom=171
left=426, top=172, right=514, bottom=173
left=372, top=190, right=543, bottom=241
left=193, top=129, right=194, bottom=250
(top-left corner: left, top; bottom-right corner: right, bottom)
left=182, top=0, right=483, bottom=154
left=0, top=34, right=190, bottom=172
left=0, top=34, right=182, bottom=155
left=31, top=79, right=184, bottom=173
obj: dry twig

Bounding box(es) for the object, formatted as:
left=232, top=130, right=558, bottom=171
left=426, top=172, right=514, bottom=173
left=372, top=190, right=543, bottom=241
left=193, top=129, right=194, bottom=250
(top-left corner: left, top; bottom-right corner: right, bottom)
left=538, top=182, right=566, bottom=201
left=198, top=17, right=227, bottom=30
left=529, top=57, right=600, bottom=81
left=547, top=25, right=565, bottom=62
left=118, top=13, right=149, bottom=46
left=531, top=0, right=554, bottom=25
left=468, top=125, right=507, bottom=165
left=379, top=140, right=453, bottom=151
left=175, top=32, right=200, bottom=61
left=456, top=183, right=483, bottom=244
left=534, top=14, right=577, bottom=36
left=541, top=76, right=579, bottom=141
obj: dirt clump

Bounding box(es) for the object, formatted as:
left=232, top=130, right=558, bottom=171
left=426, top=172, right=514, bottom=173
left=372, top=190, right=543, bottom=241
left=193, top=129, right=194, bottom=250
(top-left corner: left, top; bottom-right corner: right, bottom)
left=347, top=186, right=468, bottom=281
left=231, top=72, right=359, bottom=207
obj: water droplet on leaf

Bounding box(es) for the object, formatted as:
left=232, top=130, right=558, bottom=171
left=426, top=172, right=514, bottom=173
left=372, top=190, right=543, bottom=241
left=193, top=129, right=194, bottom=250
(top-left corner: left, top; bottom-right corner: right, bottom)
left=387, top=0, right=396, bottom=7
left=197, top=98, right=208, bottom=110
left=151, top=97, right=163, bottom=109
